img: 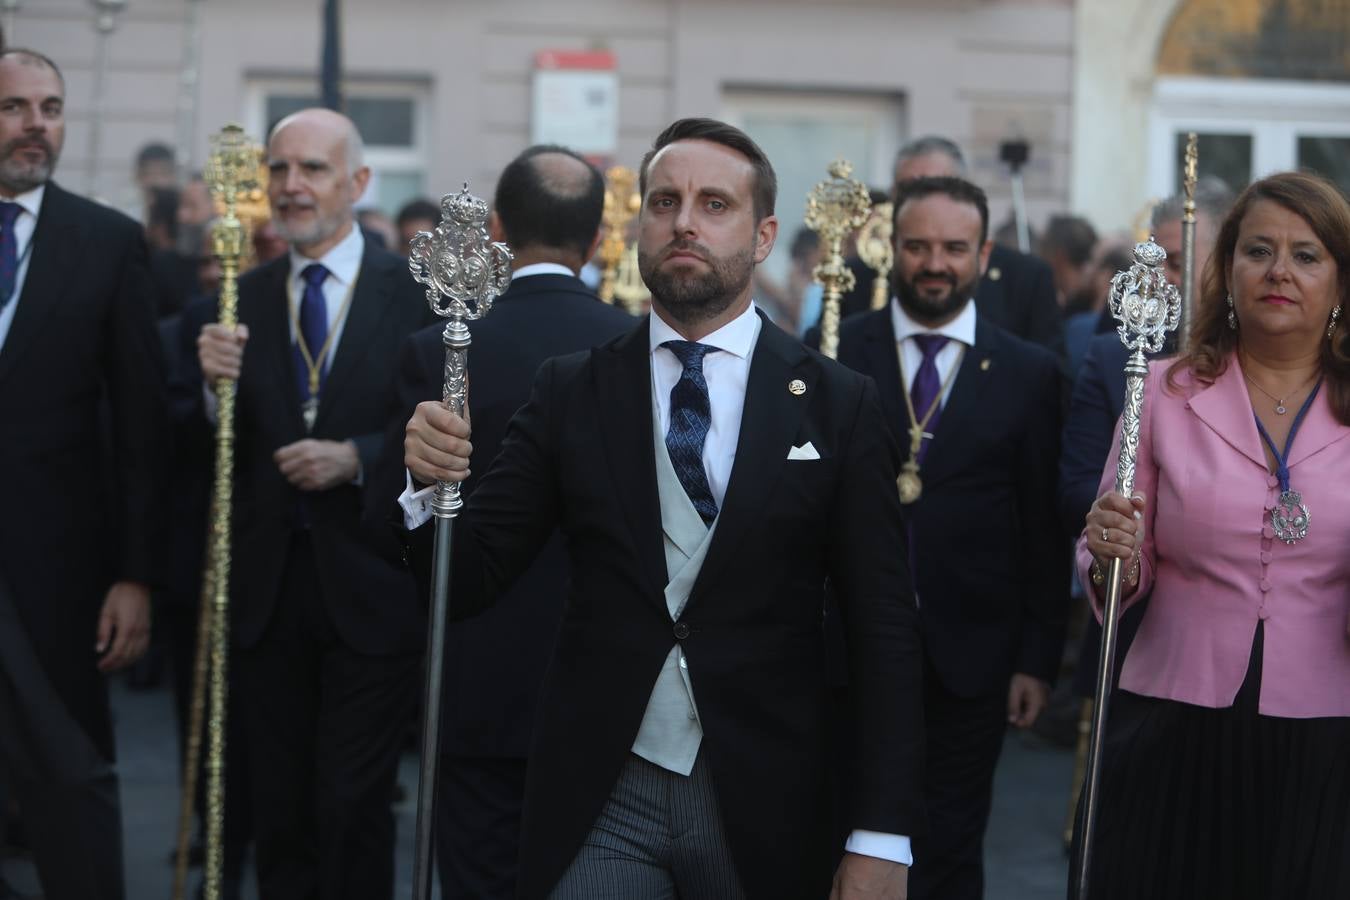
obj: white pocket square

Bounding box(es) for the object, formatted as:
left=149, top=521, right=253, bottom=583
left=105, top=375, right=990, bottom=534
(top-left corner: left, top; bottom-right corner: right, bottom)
left=787, top=441, right=821, bottom=461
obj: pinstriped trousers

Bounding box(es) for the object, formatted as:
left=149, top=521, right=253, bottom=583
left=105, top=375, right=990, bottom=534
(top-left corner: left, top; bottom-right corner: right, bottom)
left=549, top=751, right=747, bottom=899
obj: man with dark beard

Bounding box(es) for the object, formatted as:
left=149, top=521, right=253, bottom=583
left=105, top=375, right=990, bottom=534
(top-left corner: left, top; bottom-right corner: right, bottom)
left=0, top=48, right=168, bottom=900
left=193, top=108, right=432, bottom=899
left=833, top=176, right=1066, bottom=900
left=401, top=118, right=924, bottom=899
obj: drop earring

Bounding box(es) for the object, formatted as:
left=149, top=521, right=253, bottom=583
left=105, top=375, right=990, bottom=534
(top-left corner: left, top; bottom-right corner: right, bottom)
left=1329, top=305, right=1343, bottom=341
left=1227, top=293, right=1237, bottom=331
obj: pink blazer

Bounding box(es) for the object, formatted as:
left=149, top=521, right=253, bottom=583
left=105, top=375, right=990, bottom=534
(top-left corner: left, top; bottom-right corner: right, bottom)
left=1076, top=355, right=1350, bottom=718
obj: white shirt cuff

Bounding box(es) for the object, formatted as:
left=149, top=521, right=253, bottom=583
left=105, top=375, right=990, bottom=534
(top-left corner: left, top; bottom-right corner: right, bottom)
left=398, top=469, right=437, bottom=530
left=845, top=830, right=913, bottom=867
left=202, top=381, right=219, bottom=425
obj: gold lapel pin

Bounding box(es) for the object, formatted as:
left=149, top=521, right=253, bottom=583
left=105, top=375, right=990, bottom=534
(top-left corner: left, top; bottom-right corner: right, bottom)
left=788, top=379, right=807, bottom=396
left=980, top=358, right=992, bottom=371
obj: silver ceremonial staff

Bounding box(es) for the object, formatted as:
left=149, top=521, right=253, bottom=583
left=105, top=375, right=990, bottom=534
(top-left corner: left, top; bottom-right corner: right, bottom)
left=1074, top=238, right=1180, bottom=898
left=407, top=186, right=513, bottom=900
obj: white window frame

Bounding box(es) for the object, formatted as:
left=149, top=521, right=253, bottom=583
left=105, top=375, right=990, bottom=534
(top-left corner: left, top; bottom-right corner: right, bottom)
left=1148, top=76, right=1350, bottom=197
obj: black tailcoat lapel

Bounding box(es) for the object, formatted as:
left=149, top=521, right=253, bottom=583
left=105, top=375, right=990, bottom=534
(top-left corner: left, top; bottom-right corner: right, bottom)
left=692, top=313, right=814, bottom=601
left=593, top=318, right=668, bottom=605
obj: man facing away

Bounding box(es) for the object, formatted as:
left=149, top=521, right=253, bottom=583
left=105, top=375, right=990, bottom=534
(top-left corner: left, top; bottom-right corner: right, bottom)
left=402, top=117, right=925, bottom=900
left=0, top=47, right=168, bottom=900
left=194, top=108, right=433, bottom=899
left=380, top=143, right=636, bottom=898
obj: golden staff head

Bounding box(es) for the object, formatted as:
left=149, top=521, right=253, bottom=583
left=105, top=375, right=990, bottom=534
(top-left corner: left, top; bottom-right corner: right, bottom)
left=598, top=165, right=641, bottom=304
left=805, top=159, right=872, bottom=358
left=856, top=201, right=894, bottom=311
left=1182, top=133, right=1198, bottom=223
left=204, top=125, right=262, bottom=270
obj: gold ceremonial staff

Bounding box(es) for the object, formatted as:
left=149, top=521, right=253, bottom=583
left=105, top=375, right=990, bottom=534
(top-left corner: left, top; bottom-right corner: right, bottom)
left=806, top=159, right=871, bottom=359
left=856, top=201, right=894, bottom=311
left=171, top=124, right=259, bottom=900
left=598, top=166, right=640, bottom=306
left=1179, top=133, right=1199, bottom=352
left=1074, top=238, right=1180, bottom=899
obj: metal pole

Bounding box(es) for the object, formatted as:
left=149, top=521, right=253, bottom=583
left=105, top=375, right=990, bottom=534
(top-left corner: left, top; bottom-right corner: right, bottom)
left=406, top=187, right=513, bottom=899
left=1011, top=170, right=1031, bottom=254
left=1, top=0, right=21, bottom=45
left=1073, top=239, right=1180, bottom=899
left=175, top=0, right=204, bottom=176
left=85, top=0, right=126, bottom=198
left=1179, top=133, right=1199, bottom=353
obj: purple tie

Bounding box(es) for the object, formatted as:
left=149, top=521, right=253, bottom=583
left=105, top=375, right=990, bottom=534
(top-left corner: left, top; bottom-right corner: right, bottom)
left=0, top=201, right=23, bottom=313
left=293, top=263, right=330, bottom=403
left=909, top=334, right=949, bottom=464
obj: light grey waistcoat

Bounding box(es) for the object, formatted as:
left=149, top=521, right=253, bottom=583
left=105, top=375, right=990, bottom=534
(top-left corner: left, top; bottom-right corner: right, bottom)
left=629, top=408, right=715, bottom=776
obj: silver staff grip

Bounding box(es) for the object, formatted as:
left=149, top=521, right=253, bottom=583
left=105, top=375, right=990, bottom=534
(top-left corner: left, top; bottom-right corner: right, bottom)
left=433, top=320, right=472, bottom=518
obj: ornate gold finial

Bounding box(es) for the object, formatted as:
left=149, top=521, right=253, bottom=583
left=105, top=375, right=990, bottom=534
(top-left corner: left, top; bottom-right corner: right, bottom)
left=856, top=201, right=894, bottom=311
left=805, top=159, right=872, bottom=359
left=598, top=166, right=641, bottom=307
left=613, top=243, right=651, bottom=315
left=204, top=124, right=259, bottom=275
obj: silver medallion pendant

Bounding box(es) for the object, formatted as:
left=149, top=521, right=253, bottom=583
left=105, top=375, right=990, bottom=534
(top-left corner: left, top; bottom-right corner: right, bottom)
left=302, top=397, right=319, bottom=432
left=1271, top=490, right=1310, bottom=544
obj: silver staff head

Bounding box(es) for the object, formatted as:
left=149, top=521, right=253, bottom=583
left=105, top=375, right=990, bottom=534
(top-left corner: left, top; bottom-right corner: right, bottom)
left=409, top=184, right=513, bottom=321
left=1107, top=237, right=1181, bottom=355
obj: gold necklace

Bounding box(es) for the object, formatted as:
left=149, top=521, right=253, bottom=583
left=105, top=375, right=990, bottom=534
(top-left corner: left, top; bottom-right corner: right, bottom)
left=895, top=342, right=964, bottom=504
left=289, top=271, right=358, bottom=430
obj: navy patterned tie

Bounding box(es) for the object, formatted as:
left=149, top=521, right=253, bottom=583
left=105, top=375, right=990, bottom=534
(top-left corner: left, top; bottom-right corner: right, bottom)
left=293, top=262, right=331, bottom=403
left=0, top=201, right=23, bottom=314
left=662, top=340, right=719, bottom=526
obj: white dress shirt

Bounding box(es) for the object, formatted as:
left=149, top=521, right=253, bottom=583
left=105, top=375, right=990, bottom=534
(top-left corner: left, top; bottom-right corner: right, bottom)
left=401, top=300, right=913, bottom=867
left=647, top=303, right=759, bottom=508
left=890, top=294, right=977, bottom=405
left=0, top=184, right=46, bottom=354
left=204, top=224, right=365, bottom=418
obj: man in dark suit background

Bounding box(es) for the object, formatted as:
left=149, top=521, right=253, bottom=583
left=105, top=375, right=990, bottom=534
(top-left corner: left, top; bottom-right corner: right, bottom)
left=0, top=48, right=168, bottom=900
left=879, top=137, right=1063, bottom=357
left=834, top=176, right=1066, bottom=900
left=402, top=118, right=924, bottom=900
left=195, top=108, right=432, bottom=900
left=380, top=144, right=634, bottom=898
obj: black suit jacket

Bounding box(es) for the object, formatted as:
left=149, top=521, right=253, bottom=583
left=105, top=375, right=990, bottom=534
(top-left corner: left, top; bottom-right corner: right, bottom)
left=836, top=309, right=1067, bottom=696
left=1058, top=332, right=1130, bottom=534
left=376, top=272, right=635, bottom=757
left=449, top=313, right=924, bottom=899
left=188, top=242, right=433, bottom=653
left=0, top=182, right=169, bottom=758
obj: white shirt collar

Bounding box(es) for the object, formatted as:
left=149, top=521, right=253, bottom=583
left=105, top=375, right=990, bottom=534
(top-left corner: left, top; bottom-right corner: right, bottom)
left=3, top=183, right=44, bottom=219
left=890, top=295, right=977, bottom=348
left=648, top=301, right=760, bottom=361
left=288, top=222, right=364, bottom=286
left=512, top=262, right=575, bottom=281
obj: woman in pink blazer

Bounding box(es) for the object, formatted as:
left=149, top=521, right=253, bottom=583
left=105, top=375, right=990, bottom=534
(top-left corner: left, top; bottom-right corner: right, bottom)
left=1077, top=171, right=1350, bottom=899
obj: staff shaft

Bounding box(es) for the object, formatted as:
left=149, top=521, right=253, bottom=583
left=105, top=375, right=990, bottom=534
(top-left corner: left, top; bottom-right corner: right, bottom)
left=412, top=515, right=455, bottom=899
left=1075, top=350, right=1147, bottom=898
left=1179, top=218, right=1196, bottom=353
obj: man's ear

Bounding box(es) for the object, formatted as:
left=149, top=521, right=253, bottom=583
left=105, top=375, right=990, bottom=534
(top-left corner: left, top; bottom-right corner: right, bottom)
left=754, top=214, right=779, bottom=264
left=349, top=166, right=372, bottom=205
left=978, top=238, right=994, bottom=277
left=487, top=210, right=506, bottom=244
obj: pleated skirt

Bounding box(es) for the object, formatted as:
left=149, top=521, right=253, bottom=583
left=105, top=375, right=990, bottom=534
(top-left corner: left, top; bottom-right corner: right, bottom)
left=1073, top=623, right=1350, bottom=900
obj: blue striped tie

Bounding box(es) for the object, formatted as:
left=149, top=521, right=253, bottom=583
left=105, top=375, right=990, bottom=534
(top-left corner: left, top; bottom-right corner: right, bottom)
left=662, top=340, right=719, bottom=526
left=0, top=202, right=23, bottom=313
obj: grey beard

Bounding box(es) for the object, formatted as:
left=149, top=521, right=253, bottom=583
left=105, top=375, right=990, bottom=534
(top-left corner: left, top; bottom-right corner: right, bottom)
left=0, top=157, right=52, bottom=195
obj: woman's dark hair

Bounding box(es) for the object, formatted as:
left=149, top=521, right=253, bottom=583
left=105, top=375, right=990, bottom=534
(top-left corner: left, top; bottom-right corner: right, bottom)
left=1167, top=170, right=1350, bottom=425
